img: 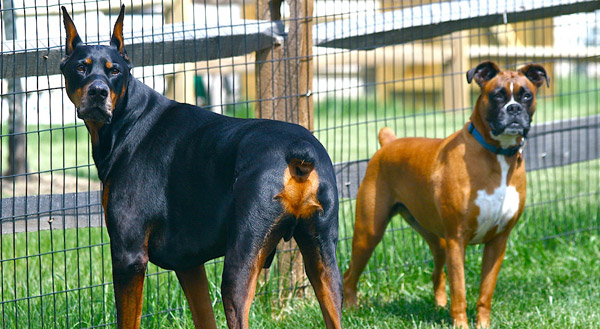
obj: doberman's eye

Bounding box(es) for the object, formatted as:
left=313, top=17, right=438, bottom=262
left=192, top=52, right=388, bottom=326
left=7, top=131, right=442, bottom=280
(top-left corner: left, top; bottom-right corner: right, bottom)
left=111, top=68, right=120, bottom=76
left=76, top=64, right=86, bottom=73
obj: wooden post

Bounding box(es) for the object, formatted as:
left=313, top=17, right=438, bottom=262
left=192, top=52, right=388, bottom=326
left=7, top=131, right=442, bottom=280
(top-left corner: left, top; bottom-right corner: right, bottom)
left=256, top=0, right=314, bottom=129
left=284, top=0, right=314, bottom=130
left=2, top=0, right=27, bottom=179
left=255, top=0, right=286, bottom=121
left=255, top=0, right=315, bottom=298
left=164, top=0, right=196, bottom=105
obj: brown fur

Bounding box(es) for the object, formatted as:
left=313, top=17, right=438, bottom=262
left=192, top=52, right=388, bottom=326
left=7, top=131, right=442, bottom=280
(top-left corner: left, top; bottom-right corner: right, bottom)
left=175, top=265, right=217, bottom=329
left=275, top=159, right=323, bottom=219
left=378, top=127, right=396, bottom=146
left=344, top=63, right=547, bottom=329
left=86, top=121, right=105, bottom=146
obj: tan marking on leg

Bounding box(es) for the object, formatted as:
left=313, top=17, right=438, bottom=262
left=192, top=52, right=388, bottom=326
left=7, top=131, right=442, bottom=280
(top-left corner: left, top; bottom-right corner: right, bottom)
left=240, top=236, right=279, bottom=329
left=296, top=227, right=342, bottom=329
left=176, top=265, right=217, bottom=329
left=114, top=270, right=145, bottom=329
left=306, top=258, right=342, bottom=329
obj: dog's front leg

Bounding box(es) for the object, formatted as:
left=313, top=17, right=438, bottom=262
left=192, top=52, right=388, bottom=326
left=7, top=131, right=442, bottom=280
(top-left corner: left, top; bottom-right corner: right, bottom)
left=476, top=230, right=510, bottom=328
left=446, top=237, right=469, bottom=328
left=111, top=246, right=148, bottom=329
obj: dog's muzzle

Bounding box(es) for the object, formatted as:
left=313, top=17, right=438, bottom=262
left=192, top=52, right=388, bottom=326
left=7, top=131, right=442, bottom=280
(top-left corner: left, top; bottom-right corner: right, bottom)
left=77, top=81, right=113, bottom=124
left=489, top=104, right=531, bottom=137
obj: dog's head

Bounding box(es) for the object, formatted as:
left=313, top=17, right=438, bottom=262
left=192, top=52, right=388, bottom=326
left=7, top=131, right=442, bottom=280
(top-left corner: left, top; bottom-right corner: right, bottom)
left=467, top=61, right=549, bottom=145
left=60, top=5, right=132, bottom=125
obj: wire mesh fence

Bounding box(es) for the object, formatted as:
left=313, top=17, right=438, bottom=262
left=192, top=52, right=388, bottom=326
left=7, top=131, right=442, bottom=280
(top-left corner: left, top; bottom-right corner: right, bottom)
left=1, top=0, right=599, bottom=327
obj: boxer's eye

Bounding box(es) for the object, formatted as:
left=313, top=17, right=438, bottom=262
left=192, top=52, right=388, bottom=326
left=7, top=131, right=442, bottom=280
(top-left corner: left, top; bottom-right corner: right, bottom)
left=522, top=92, right=532, bottom=101
left=493, top=92, right=505, bottom=101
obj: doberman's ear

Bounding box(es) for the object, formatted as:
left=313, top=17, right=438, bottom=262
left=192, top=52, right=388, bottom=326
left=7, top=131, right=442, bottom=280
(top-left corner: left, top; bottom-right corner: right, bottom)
left=519, top=63, right=550, bottom=88
left=110, top=5, right=130, bottom=64
left=466, top=61, right=501, bottom=88
left=61, top=6, right=82, bottom=56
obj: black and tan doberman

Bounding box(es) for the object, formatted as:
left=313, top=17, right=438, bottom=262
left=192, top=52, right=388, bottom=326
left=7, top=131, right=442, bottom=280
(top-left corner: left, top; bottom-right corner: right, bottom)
left=60, top=5, right=342, bottom=329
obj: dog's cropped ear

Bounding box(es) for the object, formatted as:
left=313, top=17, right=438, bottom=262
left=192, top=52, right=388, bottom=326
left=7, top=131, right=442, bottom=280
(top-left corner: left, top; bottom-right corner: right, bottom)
left=110, top=5, right=131, bottom=65
left=466, top=61, right=500, bottom=87
left=61, top=6, right=82, bottom=56
left=519, top=63, right=550, bottom=88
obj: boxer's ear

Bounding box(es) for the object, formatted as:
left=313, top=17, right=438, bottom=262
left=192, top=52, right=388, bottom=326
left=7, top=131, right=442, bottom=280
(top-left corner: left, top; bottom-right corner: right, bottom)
left=61, top=6, right=82, bottom=56
left=466, top=61, right=500, bottom=87
left=519, top=63, right=550, bottom=88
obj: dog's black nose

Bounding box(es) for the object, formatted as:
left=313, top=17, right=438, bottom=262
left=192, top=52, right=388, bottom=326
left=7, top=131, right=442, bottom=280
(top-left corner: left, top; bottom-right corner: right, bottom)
left=87, top=81, right=109, bottom=99
left=506, top=104, right=522, bottom=115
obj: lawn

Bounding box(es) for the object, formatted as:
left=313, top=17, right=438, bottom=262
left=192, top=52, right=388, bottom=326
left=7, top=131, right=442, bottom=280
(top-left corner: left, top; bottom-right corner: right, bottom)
left=0, top=157, right=598, bottom=328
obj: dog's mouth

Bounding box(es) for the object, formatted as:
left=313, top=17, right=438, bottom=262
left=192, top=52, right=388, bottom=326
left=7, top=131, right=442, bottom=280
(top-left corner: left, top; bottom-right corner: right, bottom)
left=502, top=122, right=524, bottom=135
left=490, top=116, right=530, bottom=138
left=77, top=106, right=113, bottom=124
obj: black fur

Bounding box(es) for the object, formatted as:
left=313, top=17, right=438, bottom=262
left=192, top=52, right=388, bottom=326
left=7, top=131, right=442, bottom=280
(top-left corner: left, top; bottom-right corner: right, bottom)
left=60, top=5, right=342, bottom=328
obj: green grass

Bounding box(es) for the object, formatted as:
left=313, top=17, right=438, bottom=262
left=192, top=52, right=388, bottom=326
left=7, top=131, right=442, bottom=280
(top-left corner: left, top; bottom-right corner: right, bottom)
left=3, top=228, right=598, bottom=328
left=0, top=157, right=598, bottom=328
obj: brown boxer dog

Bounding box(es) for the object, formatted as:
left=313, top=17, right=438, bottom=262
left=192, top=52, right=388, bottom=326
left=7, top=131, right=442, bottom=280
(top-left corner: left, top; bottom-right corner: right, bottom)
left=342, top=61, right=549, bottom=328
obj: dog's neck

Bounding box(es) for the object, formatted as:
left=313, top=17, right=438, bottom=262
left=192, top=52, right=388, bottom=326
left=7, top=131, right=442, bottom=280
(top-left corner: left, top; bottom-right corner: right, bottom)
left=90, top=77, right=172, bottom=182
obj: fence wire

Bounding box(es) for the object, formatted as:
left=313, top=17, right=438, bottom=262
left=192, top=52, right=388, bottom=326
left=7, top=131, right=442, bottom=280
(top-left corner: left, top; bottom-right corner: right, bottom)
left=0, top=0, right=599, bottom=327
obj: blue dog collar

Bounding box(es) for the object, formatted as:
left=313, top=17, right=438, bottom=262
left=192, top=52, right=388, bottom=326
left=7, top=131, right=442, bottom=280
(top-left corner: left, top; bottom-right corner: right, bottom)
left=468, top=123, right=524, bottom=156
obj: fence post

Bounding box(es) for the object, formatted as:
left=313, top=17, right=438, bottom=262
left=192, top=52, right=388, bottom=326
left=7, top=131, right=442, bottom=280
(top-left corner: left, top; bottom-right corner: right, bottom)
left=256, top=0, right=315, bottom=298
left=1, top=0, right=27, bottom=179
left=164, top=0, right=196, bottom=105
left=256, top=0, right=286, bottom=120
left=285, top=0, right=314, bottom=130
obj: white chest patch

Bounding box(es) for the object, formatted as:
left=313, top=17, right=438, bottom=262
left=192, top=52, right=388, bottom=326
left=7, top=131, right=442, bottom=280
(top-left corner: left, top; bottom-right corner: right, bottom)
left=471, top=155, right=520, bottom=244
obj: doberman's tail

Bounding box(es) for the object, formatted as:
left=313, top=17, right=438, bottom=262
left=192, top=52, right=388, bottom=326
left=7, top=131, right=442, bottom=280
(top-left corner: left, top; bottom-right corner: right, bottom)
left=276, top=140, right=323, bottom=222
left=267, top=141, right=325, bottom=269
left=378, top=127, right=397, bottom=147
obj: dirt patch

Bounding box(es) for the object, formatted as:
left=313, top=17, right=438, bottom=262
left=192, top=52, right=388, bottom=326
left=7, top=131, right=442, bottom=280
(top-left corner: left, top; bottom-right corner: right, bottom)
left=1, top=173, right=101, bottom=198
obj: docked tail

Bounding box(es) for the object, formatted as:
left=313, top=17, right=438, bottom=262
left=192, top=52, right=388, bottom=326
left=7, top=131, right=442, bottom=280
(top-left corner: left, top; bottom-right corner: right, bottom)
left=275, top=141, right=323, bottom=222
left=378, top=127, right=397, bottom=147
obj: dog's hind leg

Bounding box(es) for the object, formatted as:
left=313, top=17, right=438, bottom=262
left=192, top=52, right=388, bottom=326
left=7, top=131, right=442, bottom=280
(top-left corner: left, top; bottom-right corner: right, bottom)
left=342, top=166, right=395, bottom=308
left=176, top=265, right=217, bottom=329
left=220, top=203, right=285, bottom=329
left=397, top=205, right=448, bottom=307
left=294, top=215, right=343, bottom=329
